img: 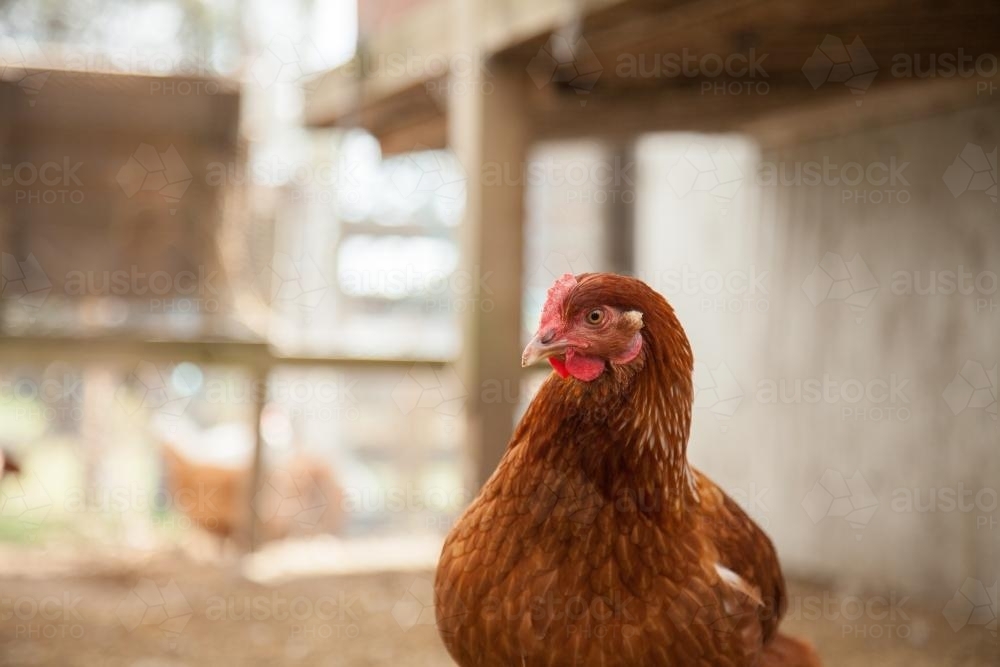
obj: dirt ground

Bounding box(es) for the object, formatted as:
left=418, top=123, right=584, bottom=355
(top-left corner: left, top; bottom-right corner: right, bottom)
left=0, top=552, right=995, bottom=666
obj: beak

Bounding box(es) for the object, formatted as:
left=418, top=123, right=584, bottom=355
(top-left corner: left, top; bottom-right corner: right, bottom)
left=521, top=329, right=567, bottom=367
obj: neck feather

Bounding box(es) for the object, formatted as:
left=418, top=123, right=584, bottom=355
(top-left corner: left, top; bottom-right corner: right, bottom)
left=516, top=319, right=698, bottom=519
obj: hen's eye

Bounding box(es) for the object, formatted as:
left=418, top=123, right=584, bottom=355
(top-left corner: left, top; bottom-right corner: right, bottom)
left=586, top=309, right=604, bottom=325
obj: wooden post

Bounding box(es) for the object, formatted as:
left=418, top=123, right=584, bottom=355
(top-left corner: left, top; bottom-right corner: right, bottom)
left=247, top=364, right=268, bottom=552
left=450, top=2, right=531, bottom=488
left=607, top=142, right=636, bottom=275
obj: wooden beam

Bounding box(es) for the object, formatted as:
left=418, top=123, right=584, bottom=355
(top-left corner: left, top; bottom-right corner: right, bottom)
left=529, top=75, right=1000, bottom=143
left=742, top=74, right=1000, bottom=148
left=0, top=335, right=450, bottom=369
left=376, top=105, right=449, bottom=156
left=0, top=335, right=272, bottom=367
left=503, top=0, right=1000, bottom=74
left=3, top=70, right=239, bottom=141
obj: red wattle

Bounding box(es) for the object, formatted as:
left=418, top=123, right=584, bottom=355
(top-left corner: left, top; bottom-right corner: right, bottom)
left=548, top=357, right=570, bottom=378
left=564, top=351, right=606, bottom=381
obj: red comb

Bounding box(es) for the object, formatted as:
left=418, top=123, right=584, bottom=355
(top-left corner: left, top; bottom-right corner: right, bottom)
left=539, top=273, right=578, bottom=329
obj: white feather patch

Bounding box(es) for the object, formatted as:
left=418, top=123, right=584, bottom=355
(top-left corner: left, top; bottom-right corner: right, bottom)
left=715, top=563, right=763, bottom=607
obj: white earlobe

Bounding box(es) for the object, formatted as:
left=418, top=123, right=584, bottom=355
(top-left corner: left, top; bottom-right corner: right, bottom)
left=624, top=310, right=644, bottom=329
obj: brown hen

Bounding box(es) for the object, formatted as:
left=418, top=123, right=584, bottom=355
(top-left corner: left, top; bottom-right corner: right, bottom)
left=435, top=273, right=820, bottom=667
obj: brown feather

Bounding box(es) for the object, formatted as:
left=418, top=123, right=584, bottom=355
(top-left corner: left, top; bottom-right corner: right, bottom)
left=436, top=273, right=820, bottom=666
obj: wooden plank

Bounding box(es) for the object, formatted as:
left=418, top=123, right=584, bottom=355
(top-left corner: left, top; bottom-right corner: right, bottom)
left=529, top=75, right=1000, bottom=143
left=503, top=0, right=1000, bottom=78
left=3, top=69, right=239, bottom=139
left=745, top=75, right=1000, bottom=148
left=0, top=335, right=450, bottom=368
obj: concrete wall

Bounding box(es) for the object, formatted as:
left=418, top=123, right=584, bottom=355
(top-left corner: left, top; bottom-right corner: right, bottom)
left=634, top=106, right=999, bottom=600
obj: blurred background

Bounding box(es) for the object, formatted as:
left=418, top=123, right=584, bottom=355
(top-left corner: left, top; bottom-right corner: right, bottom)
left=0, top=0, right=997, bottom=665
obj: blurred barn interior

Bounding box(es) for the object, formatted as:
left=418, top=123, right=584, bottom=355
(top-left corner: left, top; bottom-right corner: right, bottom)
left=0, top=0, right=997, bottom=665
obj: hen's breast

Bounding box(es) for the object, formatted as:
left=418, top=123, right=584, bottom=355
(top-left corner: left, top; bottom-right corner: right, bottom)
left=435, top=454, right=765, bottom=667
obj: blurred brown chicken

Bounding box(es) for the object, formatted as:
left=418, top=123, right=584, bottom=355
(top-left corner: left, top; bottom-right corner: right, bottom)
left=436, top=273, right=820, bottom=666
left=160, top=427, right=343, bottom=549
left=0, top=450, right=20, bottom=477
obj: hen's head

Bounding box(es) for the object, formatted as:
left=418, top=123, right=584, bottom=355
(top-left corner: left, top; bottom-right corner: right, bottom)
left=522, top=272, right=692, bottom=385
